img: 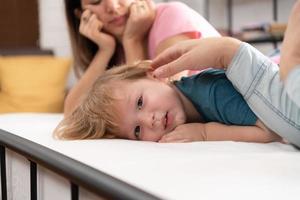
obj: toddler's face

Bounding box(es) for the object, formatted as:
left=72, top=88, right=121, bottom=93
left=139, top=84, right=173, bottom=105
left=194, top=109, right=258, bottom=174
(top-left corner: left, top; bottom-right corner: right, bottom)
left=113, top=77, right=187, bottom=141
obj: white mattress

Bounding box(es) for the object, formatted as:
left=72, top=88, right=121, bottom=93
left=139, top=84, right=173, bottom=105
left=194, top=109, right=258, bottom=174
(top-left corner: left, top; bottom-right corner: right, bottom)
left=0, top=113, right=300, bottom=200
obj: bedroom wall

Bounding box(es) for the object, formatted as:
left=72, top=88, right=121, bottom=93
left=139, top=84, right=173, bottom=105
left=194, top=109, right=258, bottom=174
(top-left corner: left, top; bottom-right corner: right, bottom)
left=38, top=0, right=296, bottom=57
left=38, top=0, right=71, bottom=57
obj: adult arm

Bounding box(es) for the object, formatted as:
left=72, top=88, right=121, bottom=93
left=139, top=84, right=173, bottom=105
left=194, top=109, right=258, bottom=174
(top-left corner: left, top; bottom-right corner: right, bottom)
left=64, top=50, right=113, bottom=116
left=280, top=0, right=300, bottom=81
left=149, top=1, right=220, bottom=79
left=154, top=33, right=202, bottom=79
left=279, top=0, right=300, bottom=107
left=285, top=68, right=300, bottom=107
left=122, top=0, right=155, bottom=64
left=151, top=37, right=242, bottom=78
left=64, top=9, right=116, bottom=116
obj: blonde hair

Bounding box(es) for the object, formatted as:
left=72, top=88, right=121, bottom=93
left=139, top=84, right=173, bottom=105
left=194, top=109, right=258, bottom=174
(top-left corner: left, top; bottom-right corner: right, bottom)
left=54, top=61, right=152, bottom=140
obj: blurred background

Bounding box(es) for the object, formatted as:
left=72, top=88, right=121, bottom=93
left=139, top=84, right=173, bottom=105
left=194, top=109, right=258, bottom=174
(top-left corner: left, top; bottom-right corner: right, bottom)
left=0, top=0, right=297, bottom=56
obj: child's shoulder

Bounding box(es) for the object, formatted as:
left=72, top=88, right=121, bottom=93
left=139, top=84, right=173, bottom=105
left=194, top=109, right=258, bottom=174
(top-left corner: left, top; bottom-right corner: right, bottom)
left=198, top=68, right=226, bottom=76
left=175, top=69, right=229, bottom=91
left=191, top=69, right=227, bottom=82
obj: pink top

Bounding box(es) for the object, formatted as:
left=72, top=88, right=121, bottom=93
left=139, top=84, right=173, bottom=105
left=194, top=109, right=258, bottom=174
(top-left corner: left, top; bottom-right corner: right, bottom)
left=270, top=55, right=280, bottom=64
left=147, top=1, right=220, bottom=59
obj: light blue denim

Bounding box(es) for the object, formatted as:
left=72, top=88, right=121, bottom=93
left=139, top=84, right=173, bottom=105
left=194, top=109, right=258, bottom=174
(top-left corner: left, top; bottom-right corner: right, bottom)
left=226, top=43, right=300, bottom=147
left=286, top=66, right=300, bottom=108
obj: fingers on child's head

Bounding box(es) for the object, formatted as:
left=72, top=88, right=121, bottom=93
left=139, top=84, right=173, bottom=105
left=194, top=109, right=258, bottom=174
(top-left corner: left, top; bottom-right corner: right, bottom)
left=134, top=60, right=152, bottom=69
left=130, top=60, right=171, bottom=83
left=146, top=71, right=168, bottom=83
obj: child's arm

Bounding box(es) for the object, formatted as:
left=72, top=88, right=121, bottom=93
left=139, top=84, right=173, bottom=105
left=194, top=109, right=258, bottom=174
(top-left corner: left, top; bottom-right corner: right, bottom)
left=159, top=120, right=282, bottom=143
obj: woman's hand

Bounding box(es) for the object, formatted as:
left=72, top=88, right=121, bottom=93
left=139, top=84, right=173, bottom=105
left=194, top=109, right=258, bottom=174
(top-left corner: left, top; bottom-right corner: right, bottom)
left=123, top=0, right=155, bottom=43
left=159, top=123, right=207, bottom=143
left=151, top=39, right=202, bottom=78
left=151, top=37, right=241, bottom=78
left=79, top=9, right=116, bottom=54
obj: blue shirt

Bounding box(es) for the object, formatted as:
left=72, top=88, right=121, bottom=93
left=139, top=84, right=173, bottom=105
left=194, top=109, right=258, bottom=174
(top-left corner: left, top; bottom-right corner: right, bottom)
left=174, top=69, right=257, bottom=125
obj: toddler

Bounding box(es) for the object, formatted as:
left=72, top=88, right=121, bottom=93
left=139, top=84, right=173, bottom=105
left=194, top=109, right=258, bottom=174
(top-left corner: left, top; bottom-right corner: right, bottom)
left=54, top=61, right=282, bottom=143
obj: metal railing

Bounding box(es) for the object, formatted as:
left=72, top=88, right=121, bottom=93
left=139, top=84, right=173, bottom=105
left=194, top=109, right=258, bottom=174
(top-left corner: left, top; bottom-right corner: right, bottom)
left=0, top=129, right=161, bottom=200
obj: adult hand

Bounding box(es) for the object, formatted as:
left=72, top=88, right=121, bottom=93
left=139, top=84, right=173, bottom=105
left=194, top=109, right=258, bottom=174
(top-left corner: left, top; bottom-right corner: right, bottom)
left=123, top=0, right=155, bottom=43
left=79, top=9, right=116, bottom=53
left=159, top=123, right=206, bottom=143
left=151, top=39, right=203, bottom=78
left=151, top=37, right=241, bottom=78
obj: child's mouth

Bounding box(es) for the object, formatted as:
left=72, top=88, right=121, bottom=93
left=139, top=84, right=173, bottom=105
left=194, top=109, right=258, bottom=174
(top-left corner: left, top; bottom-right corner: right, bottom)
left=164, top=112, right=168, bottom=130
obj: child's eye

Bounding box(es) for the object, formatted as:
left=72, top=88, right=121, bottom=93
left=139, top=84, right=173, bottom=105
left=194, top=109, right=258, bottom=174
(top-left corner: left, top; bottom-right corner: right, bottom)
left=134, top=126, right=141, bottom=139
left=137, top=96, right=143, bottom=110
left=89, top=0, right=102, bottom=5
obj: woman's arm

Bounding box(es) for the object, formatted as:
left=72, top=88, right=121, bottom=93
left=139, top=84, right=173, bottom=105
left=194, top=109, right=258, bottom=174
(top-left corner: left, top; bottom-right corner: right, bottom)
left=122, top=0, right=155, bottom=64
left=280, top=0, right=300, bottom=81
left=64, top=50, right=113, bottom=116
left=151, top=37, right=242, bottom=78
left=64, top=9, right=116, bottom=116
left=159, top=121, right=282, bottom=143
left=123, top=39, right=148, bottom=64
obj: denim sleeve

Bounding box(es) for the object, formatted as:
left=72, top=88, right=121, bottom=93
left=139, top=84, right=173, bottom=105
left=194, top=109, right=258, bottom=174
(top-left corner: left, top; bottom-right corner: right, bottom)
left=225, top=43, right=300, bottom=147
left=286, top=66, right=300, bottom=107
left=225, top=43, right=273, bottom=100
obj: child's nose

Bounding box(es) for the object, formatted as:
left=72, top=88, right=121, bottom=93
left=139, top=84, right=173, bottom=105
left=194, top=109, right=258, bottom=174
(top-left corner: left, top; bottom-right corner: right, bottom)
left=139, top=112, right=153, bottom=129
left=140, top=113, right=164, bottom=130
left=152, top=116, right=165, bottom=129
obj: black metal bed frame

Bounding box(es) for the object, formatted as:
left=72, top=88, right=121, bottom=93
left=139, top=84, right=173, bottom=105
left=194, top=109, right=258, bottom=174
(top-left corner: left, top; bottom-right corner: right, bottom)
left=0, top=129, right=161, bottom=200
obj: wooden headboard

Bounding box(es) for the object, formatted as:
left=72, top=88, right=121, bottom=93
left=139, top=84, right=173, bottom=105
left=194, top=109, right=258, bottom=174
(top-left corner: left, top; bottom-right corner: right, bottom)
left=0, top=48, right=53, bottom=56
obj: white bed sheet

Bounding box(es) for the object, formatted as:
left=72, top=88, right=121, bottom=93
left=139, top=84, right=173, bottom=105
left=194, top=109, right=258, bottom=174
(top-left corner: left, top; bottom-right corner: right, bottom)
left=0, top=113, right=299, bottom=200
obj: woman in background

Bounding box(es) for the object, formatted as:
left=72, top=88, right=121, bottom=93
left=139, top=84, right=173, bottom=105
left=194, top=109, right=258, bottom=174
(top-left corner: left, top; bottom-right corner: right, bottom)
left=63, top=0, right=220, bottom=115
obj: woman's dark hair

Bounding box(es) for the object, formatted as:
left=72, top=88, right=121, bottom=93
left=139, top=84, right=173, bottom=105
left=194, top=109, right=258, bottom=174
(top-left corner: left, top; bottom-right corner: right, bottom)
left=64, top=0, right=120, bottom=78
